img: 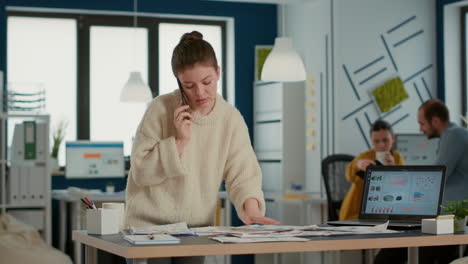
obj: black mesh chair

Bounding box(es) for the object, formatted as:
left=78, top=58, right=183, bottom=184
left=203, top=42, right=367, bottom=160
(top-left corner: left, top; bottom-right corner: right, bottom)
left=321, top=154, right=355, bottom=221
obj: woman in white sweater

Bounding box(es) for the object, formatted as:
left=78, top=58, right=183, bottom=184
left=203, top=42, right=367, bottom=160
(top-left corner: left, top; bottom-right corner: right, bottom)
left=124, top=31, right=278, bottom=264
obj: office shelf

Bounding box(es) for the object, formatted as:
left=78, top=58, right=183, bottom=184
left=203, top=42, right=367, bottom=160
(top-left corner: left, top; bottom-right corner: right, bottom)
left=253, top=81, right=305, bottom=194
left=0, top=113, right=51, bottom=244
left=0, top=204, right=47, bottom=208
left=253, top=81, right=306, bottom=264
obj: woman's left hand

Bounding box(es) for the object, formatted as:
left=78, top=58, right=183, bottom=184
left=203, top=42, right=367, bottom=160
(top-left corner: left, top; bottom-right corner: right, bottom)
left=243, top=215, right=280, bottom=225
left=242, top=198, right=280, bottom=225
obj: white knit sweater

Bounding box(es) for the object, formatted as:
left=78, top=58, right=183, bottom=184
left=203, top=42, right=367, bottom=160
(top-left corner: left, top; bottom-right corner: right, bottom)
left=124, top=91, right=265, bottom=228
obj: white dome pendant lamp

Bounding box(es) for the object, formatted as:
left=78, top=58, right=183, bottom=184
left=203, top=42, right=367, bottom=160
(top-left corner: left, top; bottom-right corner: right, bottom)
left=120, top=0, right=152, bottom=103
left=120, top=71, right=152, bottom=102
left=261, top=3, right=306, bottom=82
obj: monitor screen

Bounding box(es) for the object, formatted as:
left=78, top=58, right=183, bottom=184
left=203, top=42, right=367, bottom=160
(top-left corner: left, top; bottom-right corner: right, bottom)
left=65, top=141, right=125, bottom=178
left=395, top=134, right=438, bottom=165
left=362, top=167, right=444, bottom=216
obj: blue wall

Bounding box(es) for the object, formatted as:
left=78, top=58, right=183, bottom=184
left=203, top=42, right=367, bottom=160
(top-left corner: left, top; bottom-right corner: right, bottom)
left=1, top=1, right=276, bottom=262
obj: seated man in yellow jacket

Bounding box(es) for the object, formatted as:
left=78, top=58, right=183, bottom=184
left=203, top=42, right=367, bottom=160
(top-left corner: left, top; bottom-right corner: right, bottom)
left=339, top=120, right=404, bottom=221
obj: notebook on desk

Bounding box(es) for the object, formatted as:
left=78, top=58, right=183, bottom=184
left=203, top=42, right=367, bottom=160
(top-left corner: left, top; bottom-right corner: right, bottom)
left=123, top=234, right=180, bottom=245
left=327, top=165, right=446, bottom=228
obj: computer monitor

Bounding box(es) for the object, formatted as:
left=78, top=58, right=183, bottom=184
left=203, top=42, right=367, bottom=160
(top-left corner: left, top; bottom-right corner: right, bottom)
left=65, top=141, right=125, bottom=178
left=394, top=134, right=439, bottom=165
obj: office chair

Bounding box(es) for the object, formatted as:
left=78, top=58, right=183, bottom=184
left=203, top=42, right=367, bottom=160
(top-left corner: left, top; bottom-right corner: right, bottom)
left=321, top=154, right=355, bottom=221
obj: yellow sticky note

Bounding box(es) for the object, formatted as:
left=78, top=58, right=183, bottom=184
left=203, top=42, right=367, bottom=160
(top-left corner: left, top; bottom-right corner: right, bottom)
left=306, top=88, right=315, bottom=96
left=307, top=75, right=315, bottom=84
left=307, top=141, right=315, bottom=151
left=307, top=127, right=315, bottom=137
left=305, top=101, right=315, bottom=109
left=307, top=113, right=315, bottom=122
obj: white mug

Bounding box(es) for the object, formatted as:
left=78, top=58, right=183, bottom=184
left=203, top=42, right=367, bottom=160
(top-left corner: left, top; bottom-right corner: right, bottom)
left=375, top=151, right=388, bottom=165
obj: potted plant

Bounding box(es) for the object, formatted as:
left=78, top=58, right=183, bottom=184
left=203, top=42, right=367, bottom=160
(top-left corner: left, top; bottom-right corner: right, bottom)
left=440, top=199, right=468, bottom=231
left=50, top=119, right=68, bottom=172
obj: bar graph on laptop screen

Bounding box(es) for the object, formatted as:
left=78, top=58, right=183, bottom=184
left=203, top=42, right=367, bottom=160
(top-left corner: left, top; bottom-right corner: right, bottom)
left=363, top=170, right=443, bottom=216
left=65, top=141, right=125, bottom=178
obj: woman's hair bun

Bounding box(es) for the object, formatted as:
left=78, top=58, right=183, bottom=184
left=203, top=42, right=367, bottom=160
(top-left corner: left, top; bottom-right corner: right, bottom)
left=180, top=31, right=203, bottom=42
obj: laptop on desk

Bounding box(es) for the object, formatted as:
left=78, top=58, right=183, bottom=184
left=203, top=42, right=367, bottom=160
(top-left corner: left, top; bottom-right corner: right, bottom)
left=327, top=165, right=446, bottom=229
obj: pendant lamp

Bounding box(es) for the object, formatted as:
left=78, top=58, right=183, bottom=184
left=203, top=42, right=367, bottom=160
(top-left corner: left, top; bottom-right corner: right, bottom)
left=120, top=0, right=152, bottom=102
left=261, top=4, right=306, bottom=82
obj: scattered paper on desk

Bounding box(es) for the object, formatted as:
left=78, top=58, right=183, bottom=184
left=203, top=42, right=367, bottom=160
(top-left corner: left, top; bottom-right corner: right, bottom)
left=129, top=222, right=194, bottom=235
left=236, top=224, right=319, bottom=231
left=211, top=236, right=309, bottom=243
left=191, top=225, right=320, bottom=237
left=194, top=223, right=399, bottom=243
left=314, top=221, right=400, bottom=234
left=191, top=226, right=234, bottom=236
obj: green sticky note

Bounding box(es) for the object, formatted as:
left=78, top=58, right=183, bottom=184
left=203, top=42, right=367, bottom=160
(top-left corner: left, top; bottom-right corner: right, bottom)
left=256, top=47, right=272, bottom=81
left=372, top=77, right=408, bottom=113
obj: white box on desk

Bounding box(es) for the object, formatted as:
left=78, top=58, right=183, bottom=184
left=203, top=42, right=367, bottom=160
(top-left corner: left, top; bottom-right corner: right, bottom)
left=86, top=209, right=120, bottom=235
left=422, top=218, right=454, bottom=234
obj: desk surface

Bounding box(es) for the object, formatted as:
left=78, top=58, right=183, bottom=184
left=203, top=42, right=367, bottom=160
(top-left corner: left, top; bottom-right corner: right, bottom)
left=73, top=229, right=468, bottom=259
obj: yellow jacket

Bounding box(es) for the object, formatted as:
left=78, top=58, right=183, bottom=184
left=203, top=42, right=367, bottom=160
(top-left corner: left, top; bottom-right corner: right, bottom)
left=338, top=149, right=404, bottom=221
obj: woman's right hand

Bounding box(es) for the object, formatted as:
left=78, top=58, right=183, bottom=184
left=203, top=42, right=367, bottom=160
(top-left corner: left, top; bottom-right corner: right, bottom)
left=173, top=103, right=192, bottom=154
left=356, top=159, right=376, bottom=171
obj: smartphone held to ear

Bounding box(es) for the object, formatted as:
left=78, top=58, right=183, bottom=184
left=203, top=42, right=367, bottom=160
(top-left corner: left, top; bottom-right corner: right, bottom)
left=177, top=79, right=188, bottom=106
left=177, top=79, right=190, bottom=121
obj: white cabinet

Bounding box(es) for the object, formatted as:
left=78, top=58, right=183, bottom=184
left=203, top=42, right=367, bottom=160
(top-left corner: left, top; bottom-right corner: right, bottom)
left=253, top=81, right=305, bottom=194
left=253, top=81, right=305, bottom=264
left=0, top=113, right=51, bottom=244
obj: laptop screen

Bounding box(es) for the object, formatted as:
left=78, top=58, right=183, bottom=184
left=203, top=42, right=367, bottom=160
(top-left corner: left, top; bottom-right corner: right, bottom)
left=360, top=166, right=446, bottom=218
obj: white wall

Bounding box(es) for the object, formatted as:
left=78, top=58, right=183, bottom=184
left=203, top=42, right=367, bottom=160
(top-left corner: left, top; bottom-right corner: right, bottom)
left=287, top=0, right=437, bottom=188
left=287, top=0, right=332, bottom=193
left=444, top=1, right=468, bottom=124
left=334, top=0, right=436, bottom=154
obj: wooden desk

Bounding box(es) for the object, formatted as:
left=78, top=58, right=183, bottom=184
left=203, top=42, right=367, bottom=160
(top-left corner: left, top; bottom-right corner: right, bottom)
left=55, top=190, right=231, bottom=264
left=73, top=229, right=468, bottom=264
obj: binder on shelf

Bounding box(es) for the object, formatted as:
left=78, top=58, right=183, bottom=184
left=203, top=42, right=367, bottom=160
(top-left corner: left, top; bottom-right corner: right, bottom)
left=23, top=121, right=36, bottom=160
left=11, top=123, right=25, bottom=166
left=20, top=167, right=30, bottom=204
left=35, top=122, right=47, bottom=162
left=29, top=166, right=46, bottom=205
left=8, top=167, right=21, bottom=204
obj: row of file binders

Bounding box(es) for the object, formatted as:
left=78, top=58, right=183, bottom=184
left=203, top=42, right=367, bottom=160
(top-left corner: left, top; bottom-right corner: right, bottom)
left=8, top=121, right=48, bottom=205
left=8, top=166, right=47, bottom=205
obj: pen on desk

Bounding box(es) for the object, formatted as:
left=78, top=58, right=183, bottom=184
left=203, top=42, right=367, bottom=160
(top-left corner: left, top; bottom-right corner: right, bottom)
left=172, top=233, right=198, bottom=237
